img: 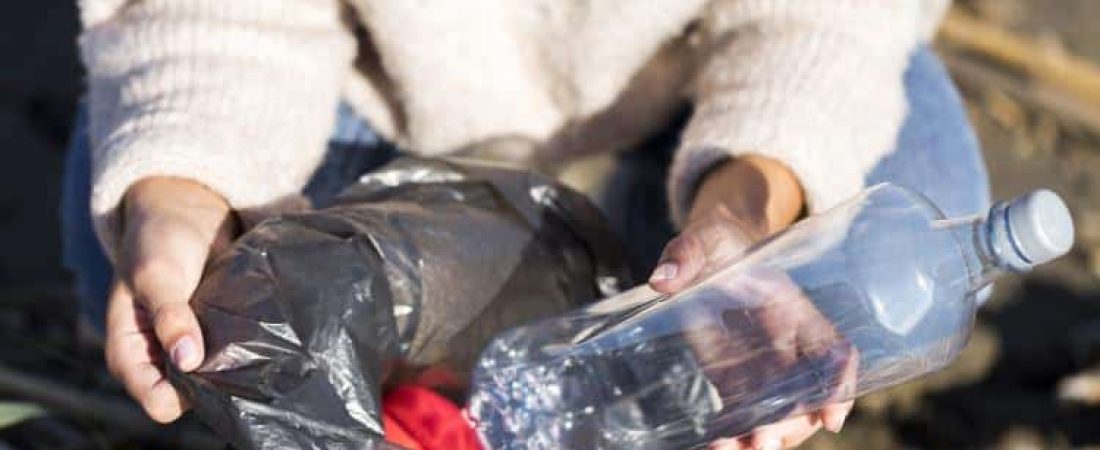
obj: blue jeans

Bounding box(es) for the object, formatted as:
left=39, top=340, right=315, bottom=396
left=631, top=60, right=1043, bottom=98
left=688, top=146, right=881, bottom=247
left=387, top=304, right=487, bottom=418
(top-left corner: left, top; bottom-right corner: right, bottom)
left=61, top=46, right=989, bottom=332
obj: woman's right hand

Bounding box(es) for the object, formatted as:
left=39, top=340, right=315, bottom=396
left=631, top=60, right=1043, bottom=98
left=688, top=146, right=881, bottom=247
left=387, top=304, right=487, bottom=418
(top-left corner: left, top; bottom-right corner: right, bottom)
left=650, top=156, right=855, bottom=449
left=104, top=177, right=239, bottom=423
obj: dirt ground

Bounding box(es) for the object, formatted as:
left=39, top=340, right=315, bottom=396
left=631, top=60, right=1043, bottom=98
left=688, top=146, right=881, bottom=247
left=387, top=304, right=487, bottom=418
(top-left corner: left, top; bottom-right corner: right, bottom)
left=3, top=0, right=1100, bottom=449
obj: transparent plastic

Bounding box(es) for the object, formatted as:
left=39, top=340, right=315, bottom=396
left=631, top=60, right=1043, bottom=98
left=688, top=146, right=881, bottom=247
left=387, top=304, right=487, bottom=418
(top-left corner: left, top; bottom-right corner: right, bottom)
left=467, top=183, right=1066, bottom=450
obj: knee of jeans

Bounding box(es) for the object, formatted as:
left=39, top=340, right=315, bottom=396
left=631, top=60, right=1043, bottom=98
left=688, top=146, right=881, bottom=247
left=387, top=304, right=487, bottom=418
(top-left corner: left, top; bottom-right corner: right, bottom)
left=866, top=45, right=991, bottom=218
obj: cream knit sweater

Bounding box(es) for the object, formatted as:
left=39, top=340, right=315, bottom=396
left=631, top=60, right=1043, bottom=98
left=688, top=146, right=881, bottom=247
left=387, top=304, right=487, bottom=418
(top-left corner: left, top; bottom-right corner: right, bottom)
left=78, top=0, right=948, bottom=257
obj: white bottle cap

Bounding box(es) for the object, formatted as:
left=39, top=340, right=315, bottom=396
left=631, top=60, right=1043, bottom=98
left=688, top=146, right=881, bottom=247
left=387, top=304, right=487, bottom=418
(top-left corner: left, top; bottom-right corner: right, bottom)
left=990, top=189, right=1074, bottom=271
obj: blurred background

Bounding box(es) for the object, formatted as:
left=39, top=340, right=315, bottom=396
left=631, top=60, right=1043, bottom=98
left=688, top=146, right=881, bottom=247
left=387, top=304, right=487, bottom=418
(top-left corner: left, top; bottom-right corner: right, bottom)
left=3, top=0, right=1100, bottom=449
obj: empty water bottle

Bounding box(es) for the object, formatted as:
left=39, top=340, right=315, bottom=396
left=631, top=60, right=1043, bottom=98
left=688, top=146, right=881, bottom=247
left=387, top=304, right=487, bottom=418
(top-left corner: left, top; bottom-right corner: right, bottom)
left=466, top=183, right=1074, bottom=449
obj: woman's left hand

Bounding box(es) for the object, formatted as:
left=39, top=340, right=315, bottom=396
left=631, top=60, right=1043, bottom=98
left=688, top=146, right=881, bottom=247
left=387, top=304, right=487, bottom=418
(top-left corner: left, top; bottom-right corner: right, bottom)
left=649, top=155, right=854, bottom=450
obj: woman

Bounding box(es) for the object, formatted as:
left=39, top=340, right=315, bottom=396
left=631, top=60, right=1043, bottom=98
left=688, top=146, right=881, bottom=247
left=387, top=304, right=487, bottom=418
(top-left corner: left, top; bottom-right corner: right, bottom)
left=64, top=0, right=988, bottom=448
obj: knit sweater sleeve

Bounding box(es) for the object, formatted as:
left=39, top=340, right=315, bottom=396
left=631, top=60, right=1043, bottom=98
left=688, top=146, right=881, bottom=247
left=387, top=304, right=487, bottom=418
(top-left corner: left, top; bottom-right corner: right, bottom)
left=78, top=0, right=356, bottom=260
left=667, top=0, right=946, bottom=225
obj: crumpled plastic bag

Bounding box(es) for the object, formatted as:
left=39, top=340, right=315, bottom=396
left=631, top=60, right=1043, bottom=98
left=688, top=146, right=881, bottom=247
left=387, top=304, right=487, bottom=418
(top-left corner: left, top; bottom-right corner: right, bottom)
left=168, top=157, right=637, bottom=449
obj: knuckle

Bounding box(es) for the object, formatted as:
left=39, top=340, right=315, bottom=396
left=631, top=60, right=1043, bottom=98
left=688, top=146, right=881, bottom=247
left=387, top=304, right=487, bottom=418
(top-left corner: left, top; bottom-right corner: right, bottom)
left=105, top=342, right=145, bottom=398
left=103, top=335, right=139, bottom=382
left=665, top=233, right=702, bottom=261
left=150, top=303, right=193, bottom=336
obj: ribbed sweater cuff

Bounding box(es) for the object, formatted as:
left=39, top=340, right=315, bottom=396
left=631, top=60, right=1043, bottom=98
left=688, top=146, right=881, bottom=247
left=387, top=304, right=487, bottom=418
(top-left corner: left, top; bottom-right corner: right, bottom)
left=667, top=1, right=920, bottom=226
left=89, top=131, right=314, bottom=263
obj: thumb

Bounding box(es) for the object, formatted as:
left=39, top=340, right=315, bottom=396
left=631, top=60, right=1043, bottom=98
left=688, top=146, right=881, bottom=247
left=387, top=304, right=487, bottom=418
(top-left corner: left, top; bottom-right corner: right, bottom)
left=648, top=233, right=707, bottom=294
left=649, top=214, right=758, bottom=295
left=126, top=217, right=211, bottom=372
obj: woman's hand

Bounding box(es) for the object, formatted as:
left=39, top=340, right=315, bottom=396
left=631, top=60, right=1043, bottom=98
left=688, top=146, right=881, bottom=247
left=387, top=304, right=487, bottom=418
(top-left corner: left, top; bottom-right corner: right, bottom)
left=649, top=156, right=854, bottom=450
left=104, top=177, right=238, bottom=423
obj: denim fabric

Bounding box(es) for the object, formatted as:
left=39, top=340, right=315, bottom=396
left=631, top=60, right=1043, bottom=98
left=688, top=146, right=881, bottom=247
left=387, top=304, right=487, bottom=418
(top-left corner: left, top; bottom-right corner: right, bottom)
left=865, top=48, right=991, bottom=218
left=60, top=105, right=112, bottom=328
left=61, top=46, right=988, bottom=331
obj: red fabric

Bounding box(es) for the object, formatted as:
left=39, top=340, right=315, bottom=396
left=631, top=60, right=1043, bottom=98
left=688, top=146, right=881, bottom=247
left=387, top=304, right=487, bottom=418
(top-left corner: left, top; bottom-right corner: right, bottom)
left=382, top=412, right=424, bottom=450
left=382, top=385, right=483, bottom=450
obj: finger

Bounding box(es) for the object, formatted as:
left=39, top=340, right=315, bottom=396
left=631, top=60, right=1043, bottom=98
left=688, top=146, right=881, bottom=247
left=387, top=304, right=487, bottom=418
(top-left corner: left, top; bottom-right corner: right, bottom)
left=143, top=378, right=189, bottom=423
left=820, top=344, right=859, bottom=430
left=649, top=233, right=707, bottom=293
left=746, top=280, right=807, bottom=367
left=820, top=400, right=854, bottom=433
left=820, top=343, right=859, bottom=407
left=105, top=281, right=188, bottom=422
left=105, top=281, right=146, bottom=381
left=707, top=438, right=746, bottom=450
left=748, top=414, right=822, bottom=450
left=130, top=257, right=205, bottom=371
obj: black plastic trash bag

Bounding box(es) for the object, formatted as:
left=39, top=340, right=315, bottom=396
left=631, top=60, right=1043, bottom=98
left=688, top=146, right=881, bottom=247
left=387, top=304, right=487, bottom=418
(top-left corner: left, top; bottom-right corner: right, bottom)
left=168, top=157, right=636, bottom=449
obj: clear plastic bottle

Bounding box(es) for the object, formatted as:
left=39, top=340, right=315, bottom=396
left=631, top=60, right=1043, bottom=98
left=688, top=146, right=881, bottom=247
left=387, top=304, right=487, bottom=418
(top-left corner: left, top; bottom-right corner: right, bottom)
left=466, top=184, right=1075, bottom=450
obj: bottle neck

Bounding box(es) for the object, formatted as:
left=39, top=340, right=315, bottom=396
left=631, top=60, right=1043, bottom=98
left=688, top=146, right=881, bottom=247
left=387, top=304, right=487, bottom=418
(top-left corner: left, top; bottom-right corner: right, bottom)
left=934, top=207, right=1019, bottom=297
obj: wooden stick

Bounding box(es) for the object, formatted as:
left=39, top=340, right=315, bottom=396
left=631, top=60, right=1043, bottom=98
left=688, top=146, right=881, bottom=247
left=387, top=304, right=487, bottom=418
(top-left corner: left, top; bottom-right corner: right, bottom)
left=944, top=53, right=1100, bottom=135
left=0, top=364, right=223, bottom=450
left=939, top=7, right=1100, bottom=107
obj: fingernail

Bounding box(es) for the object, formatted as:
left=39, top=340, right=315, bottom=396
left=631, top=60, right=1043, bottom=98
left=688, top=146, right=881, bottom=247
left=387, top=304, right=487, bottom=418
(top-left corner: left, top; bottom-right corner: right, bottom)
left=826, top=415, right=846, bottom=433
left=757, top=437, right=782, bottom=450
left=171, top=336, right=199, bottom=370
left=649, top=262, right=679, bottom=282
